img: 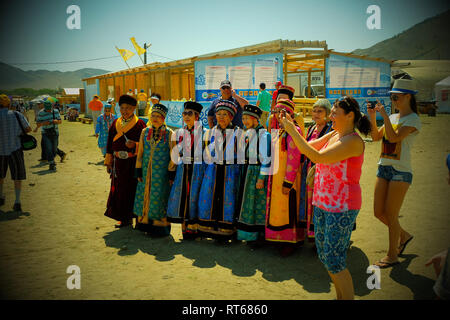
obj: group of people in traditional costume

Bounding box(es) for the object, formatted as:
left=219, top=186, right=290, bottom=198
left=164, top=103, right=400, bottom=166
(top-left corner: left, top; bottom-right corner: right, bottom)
left=100, top=77, right=422, bottom=300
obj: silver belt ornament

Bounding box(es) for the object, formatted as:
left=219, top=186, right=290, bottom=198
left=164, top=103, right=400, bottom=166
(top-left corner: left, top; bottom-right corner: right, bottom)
left=117, top=151, right=129, bottom=159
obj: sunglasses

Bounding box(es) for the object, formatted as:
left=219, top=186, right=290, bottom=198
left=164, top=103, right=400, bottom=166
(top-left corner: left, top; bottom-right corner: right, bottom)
left=221, top=86, right=231, bottom=90
left=335, top=97, right=350, bottom=108
left=182, top=110, right=194, bottom=116
left=390, top=94, right=403, bottom=101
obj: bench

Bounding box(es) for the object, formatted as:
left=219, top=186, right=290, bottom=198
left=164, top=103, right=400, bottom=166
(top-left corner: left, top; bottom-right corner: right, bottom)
left=293, top=97, right=319, bottom=117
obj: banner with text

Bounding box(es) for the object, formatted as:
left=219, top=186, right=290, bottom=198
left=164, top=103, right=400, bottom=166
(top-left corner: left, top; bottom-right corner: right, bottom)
left=325, top=53, right=392, bottom=115
left=195, top=53, right=283, bottom=103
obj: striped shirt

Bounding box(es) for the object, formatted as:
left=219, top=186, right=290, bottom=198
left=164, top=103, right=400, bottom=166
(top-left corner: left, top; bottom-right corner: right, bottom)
left=0, top=108, right=31, bottom=156
left=36, top=109, right=61, bottom=134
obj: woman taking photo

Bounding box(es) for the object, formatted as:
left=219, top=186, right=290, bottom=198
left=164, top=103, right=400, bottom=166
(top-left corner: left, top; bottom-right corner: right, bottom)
left=368, top=79, right=421, bottom=268
left=299, top=99, right=333, bottom=243
left=280, top=96, right=371, bottom=300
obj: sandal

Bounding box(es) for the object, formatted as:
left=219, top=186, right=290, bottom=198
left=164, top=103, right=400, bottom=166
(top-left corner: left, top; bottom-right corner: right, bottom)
left=375, top=259, right=400, bottom=269
left=398, top=236, right=413, bottom=255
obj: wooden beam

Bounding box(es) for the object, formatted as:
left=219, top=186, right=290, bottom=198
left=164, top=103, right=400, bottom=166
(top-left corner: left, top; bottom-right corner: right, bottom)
left=284, top=49, right=327, bottom=55
left=284, top=52, right=288, bottom=84
left=286, top=69, right=323, bottom=74
left=194, top=48, right=279, bottom=62
left=289, top=60, right=324, bottom=66
left=327, top=50, right=393, bottom=64
left=166, top=69, right=171, bottom=100
left=307, top=70, right=311, bottom=97
left=287, top=55, right=326, bottom=62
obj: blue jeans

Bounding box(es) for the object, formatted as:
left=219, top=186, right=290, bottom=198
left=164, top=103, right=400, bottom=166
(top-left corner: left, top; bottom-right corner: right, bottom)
left=314, top=207, right=359, bottom=274
left=377, top=165, right=413, bottom=184
left=42, top=133, right=59, bottom=164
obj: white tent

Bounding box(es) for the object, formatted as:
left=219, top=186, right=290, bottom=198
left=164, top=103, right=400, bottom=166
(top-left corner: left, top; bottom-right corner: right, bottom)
left=435, top=76, right=450, bottom=113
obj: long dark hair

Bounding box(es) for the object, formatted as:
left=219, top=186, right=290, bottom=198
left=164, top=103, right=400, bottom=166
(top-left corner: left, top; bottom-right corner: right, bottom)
left=334, top=96, right=372, bottom=136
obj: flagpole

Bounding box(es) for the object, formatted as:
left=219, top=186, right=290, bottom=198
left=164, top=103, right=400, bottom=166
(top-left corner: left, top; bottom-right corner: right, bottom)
left=144, top=43, right=147, bottom=64
left=115, top=46, right=131, bottom=70
left=130, top=38, right=145, bottom=66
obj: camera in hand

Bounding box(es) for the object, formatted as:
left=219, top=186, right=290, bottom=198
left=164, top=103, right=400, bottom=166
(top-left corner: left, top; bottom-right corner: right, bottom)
left=367, top=101, right=377, bottom=109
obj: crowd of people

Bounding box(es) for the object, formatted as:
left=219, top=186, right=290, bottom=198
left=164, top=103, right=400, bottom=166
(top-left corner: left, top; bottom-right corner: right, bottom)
left=2, top=77, right=448, bottom=300
left=96, top=78, right=432, bottom=299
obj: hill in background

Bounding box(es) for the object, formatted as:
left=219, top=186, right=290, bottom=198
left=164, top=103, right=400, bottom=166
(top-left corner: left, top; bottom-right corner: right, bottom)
left=353, top=9, right=450, bottom=60
left=0, top=62, right=110, bottom=90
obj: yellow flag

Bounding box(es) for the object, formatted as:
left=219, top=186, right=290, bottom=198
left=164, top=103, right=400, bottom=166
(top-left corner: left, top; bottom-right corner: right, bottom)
left=116, top=47, right=134, bottom=61
left=130, top=37, right=146, bottom=56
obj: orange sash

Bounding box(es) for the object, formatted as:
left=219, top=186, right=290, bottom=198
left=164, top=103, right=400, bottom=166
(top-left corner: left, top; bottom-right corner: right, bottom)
left=113, top=115, right=138, bottom=142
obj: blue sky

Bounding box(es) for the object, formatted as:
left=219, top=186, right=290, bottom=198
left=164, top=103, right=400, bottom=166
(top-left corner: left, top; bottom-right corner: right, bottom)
left=0, top=0, right=449, bottom=72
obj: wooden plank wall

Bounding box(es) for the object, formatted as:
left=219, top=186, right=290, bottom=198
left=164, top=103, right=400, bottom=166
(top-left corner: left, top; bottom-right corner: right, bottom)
left=96, top=68, right=195, bottom=103
left=170, top=70, right=195, bottom=100
left=135, top=73, right=149, bottom=96
left=106, top=77, right=114, bottom=99
left=99, top=78, right=108, bottom=100
left=149, top=71, right=168, bottom=100
left=114, top=76, right=124, bottom=101
left=124, top=74, right=135, bottom=94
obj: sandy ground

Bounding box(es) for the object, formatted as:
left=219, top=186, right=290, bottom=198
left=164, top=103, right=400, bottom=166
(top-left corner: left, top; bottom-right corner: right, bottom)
left=0, top=110, right=449, bottom=300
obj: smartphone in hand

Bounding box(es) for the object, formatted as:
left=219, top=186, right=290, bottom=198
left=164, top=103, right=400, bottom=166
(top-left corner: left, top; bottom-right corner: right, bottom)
left=367, top=101, right=377, bottom=109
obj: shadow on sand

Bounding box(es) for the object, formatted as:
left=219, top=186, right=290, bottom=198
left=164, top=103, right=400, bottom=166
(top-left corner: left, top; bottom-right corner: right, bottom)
left=31, top=169, right=57, bottom=176
left=104, top=228, right=375, bottom=296
left=388, top=254, right=436, bottom=300
left=0, top=209, right=30, bottom=222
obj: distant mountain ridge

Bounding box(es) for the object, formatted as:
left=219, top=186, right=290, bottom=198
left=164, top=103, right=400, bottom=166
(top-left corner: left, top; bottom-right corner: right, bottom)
left=0, top=62, right=110, bottom=90
left=352, top=9, right=450, bottom=60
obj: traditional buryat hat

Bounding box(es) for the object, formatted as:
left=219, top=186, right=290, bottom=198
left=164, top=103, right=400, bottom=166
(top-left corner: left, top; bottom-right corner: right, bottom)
left=275, top=99, right=295, bottom=115
left=216, top=99, right=237, bottom=117
left=104, top=104, right=112, bottom=110
left=277, top=85, right=295, bottom=100
left=183, top=101, right=203, bottom=114
left=118, top=94, right=137, bottom=106
left=243, top=104, right=262, bottom=120
left=389, top=79, right=418, bottom=95
left=151, top=103, right=168, bottom=118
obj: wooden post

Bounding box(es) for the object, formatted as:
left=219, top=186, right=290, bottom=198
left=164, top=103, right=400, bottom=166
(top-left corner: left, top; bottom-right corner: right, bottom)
left=307, top=69, right=311, bottom=98
left=166, top=70, right=171, bottom=100
left=323, top=46, right=328, bottom=98
left=284, top=52, right=288, bottom=84
left=179, top=70, right=182, bottom=100
left=323, top=56, right=327, bottom=98
left=144, top=43, right=147, bottom=65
